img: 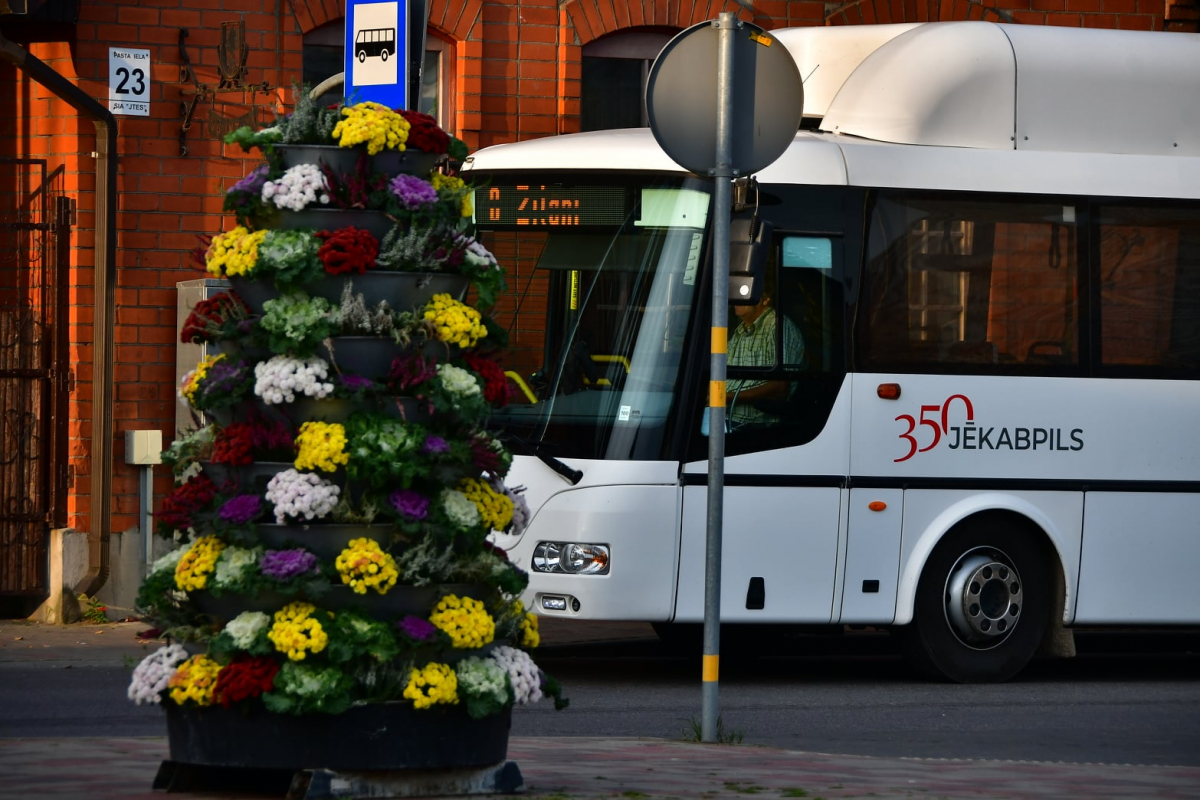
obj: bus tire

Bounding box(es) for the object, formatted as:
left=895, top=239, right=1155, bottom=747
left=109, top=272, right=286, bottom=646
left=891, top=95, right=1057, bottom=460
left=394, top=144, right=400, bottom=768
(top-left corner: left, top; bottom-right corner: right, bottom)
left=381, top=49, right=389, bottom=62
left=358, top=50, right=367, bottom=63
left=901, top=518, right=1052, bottom=683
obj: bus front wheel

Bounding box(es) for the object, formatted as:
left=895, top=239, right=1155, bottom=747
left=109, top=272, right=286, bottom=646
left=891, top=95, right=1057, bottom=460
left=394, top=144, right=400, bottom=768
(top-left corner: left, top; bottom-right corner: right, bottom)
left=358, top=50, right=367, bottom=63
left=900, top=518, right=1052, bottom=683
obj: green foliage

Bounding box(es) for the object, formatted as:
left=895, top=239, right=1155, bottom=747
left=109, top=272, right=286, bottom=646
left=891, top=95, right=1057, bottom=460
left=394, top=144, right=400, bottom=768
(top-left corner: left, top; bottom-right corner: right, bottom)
left=263, top=661, right=355, bottom=714
left=447, top=136, right=469, bottom=164
left=224, top=125, right=283, bottom=155
left=255, top=229, right=324, bottom=288
left=260, top=293, right=337, bottom=357
left=682, top=715, right=744, bottom=745
left=78, top=594, right=108, bottom=624
left=280, top=83, right=321, bottom=144
left=160, top=425, right=215, bottom=478
left=325, top=611, right=401, bottom=664
left=344, top=413, right=428, bottom=489
left=541, top=672, right=569, bottom=711
left=456, top=656, right=513, bottom=720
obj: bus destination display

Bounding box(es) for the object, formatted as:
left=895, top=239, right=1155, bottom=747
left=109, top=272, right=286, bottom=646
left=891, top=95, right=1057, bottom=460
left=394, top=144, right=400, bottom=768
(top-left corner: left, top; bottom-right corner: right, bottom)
left=477, top=185, right=627, bottom=228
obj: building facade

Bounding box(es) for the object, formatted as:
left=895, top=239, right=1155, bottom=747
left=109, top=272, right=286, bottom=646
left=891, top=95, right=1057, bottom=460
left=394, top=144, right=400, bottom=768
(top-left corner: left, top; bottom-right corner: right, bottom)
left=0, top=0, right=1195, bottom=615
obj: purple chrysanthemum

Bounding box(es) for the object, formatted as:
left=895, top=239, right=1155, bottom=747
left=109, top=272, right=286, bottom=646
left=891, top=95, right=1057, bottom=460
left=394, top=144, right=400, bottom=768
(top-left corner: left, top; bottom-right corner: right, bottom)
left=200, top=360, right=249, bottom=400
left=421, top=435, right=449, bottom=455
left=260, top=548, right=319, bottom=581
left=388, top=174, right=438, bottom=210
left=218, top=494, right=262, bottom=525
left=339, top=373, right=373, bottom=391
left=230, top=164, right=269, bottom=195
left=396, top=615, right=437, bottom=641
left=390, top=489, right=430, bottom=521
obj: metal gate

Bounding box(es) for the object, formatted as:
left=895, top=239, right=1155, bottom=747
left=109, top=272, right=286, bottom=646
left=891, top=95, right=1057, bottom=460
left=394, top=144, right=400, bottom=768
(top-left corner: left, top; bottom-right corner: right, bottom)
left=0, top=158, right=70, bottom=618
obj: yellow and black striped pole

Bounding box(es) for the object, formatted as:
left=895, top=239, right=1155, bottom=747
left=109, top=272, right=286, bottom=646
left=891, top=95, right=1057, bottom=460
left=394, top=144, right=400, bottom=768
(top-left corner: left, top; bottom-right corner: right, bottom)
left=701, top=11, right=738, bottom=744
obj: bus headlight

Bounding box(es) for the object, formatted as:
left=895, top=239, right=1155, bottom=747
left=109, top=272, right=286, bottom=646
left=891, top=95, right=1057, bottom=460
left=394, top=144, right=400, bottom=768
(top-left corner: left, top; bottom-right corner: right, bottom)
left=532, top=542, right=610, bottom=575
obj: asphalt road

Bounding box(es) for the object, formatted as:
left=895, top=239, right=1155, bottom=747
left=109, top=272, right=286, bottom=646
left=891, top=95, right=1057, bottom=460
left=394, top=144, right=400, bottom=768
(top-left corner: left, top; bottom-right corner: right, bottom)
left=2, top=625, right=1198, bottom=768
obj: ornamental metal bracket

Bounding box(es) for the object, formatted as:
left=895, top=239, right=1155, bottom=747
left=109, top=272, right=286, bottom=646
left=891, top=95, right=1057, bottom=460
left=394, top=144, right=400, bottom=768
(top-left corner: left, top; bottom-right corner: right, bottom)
left=178, top=19, right=275, bottom=156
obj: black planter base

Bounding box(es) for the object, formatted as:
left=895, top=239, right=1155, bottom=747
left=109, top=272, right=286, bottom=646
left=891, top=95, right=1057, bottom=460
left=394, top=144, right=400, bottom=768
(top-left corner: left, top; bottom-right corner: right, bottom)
left=165, top=702, right=511, bottom=772
left=153, top=759, right=523, bottom=798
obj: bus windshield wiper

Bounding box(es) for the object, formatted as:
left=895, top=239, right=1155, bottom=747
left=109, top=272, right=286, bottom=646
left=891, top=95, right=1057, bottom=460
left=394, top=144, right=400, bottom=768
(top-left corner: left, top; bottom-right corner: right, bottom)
left=502, top=432, right=583, bottom=485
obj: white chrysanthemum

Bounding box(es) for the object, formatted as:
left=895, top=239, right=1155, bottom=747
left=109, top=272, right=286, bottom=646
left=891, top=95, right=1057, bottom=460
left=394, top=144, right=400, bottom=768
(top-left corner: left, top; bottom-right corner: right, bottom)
left=490, top=645, right=542, bottom=705
left=149, top=542, right=191, bottom=576
left=265, top=469, right=340, bottom=523
left=254, top=355, right=334, bottom=405
left=127, top=644, right=189, bottom=705
left=440, top=488, right=481, bottom=529
left=261, top=164, right=330, bottom=211
left=463, top=238, right=500, bottom=270
left=437, top=363, right=482, bottom=398
left=212, top=546, right=260, bottom=588
left=224, top=610, right=271, bottom=649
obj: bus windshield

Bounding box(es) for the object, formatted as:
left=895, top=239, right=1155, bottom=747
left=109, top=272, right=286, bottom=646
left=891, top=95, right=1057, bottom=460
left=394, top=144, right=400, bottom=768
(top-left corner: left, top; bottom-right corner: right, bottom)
left=475, top=175, right=711, bottom=461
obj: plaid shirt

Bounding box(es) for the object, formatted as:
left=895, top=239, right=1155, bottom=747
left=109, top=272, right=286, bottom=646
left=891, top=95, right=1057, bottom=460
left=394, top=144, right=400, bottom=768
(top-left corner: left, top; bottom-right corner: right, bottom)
left=727, top=307, right=804, bottom=427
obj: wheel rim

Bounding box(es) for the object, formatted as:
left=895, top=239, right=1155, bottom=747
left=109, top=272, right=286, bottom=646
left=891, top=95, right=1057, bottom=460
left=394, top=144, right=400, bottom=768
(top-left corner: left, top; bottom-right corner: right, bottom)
left=943, top=547, right=1023, bottom=649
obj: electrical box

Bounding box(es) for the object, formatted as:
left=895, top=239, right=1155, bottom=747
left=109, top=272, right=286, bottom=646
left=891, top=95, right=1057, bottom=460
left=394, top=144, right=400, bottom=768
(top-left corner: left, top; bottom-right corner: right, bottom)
left=125, top=430, right=163, bottom=465
left=177, top=278, right=230, bottom=437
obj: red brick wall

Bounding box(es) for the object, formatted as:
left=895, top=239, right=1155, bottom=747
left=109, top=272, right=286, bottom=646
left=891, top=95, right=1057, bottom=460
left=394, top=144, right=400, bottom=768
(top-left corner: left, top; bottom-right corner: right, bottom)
left=0, top=0, right=1179, bottom=542
left=2, top=1, right=301, bottom=536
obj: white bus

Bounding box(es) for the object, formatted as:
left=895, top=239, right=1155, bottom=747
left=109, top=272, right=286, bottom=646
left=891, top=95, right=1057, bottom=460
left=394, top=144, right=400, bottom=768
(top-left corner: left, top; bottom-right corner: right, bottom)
left=463, top=22, right=1200, bottom=682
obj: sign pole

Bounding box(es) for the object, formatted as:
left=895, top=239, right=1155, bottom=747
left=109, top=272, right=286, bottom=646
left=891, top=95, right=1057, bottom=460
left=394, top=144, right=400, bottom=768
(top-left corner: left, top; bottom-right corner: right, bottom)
left=701, top=10, right=737, bottom=745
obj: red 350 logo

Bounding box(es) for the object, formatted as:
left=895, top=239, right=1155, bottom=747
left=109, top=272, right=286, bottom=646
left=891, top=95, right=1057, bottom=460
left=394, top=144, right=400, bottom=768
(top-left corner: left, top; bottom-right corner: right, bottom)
left=894, top=394, right=974, bottom=463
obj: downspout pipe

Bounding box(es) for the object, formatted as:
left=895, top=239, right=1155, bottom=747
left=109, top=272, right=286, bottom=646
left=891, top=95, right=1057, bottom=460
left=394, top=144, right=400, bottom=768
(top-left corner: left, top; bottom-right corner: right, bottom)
left=0, top=30, right=117, bottom=597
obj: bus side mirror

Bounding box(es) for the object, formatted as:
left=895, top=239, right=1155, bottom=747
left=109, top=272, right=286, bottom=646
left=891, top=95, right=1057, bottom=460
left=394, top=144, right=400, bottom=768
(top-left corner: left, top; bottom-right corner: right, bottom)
left=729, top=214, right=772, bottom=306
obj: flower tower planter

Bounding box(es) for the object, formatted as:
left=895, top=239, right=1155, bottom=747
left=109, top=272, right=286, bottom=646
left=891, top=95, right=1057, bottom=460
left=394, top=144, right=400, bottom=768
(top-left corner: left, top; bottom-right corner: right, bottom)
left=130, top=98, right=562, bottom=789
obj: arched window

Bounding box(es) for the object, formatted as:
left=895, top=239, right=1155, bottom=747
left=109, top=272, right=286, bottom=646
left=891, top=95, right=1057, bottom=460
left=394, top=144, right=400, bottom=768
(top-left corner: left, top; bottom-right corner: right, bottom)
left=581, top=28, right=675, bottom=131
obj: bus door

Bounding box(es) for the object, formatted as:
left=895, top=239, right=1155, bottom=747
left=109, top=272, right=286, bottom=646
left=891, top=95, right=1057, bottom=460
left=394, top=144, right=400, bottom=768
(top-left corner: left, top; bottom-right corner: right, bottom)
left=676, top=225, right=852, bottom=623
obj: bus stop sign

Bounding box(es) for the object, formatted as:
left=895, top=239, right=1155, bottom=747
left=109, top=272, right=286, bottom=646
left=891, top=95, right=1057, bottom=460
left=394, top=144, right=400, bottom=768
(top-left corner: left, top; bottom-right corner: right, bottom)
left=646, top=20, right=803, bottom=176
left=344, top=0, right=408, bottom=108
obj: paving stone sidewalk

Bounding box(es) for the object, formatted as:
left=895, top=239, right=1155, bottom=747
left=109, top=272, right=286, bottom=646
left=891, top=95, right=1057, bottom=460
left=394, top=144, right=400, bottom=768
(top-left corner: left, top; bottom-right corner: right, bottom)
left=3, top=620, right=1199, bottom=799
left=2, top=735, right=1200, bottom=800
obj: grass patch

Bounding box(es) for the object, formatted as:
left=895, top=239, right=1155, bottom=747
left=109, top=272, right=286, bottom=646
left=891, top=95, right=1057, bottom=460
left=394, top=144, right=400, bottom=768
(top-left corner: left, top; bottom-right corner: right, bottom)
left=681, top=715, right=744, bottom=745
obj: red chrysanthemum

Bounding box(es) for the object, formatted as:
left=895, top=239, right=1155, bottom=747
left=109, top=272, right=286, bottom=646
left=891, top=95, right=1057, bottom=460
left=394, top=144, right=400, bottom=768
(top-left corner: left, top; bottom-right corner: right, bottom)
left=463, top=352, right=512, bottom=406
left=316, top=227, right=379, bottom=276
left=212, top=656, right=280, bottom=707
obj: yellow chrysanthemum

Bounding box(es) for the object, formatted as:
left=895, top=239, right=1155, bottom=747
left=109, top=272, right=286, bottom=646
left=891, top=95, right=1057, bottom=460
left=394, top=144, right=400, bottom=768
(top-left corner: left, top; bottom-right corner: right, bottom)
left=423, top=293, right=487, bottom=349
left=205, top=226, right=266, bottom=277
left=332, top=101, right=410, bottom=154
left=267, top=601, right=329, bottom=661
left=168, top=655, right=222, bottom=706
left=174, top=535, right=226, bottom=592
left=335, top=538, right=399, bottom=595
left=429, top=594, right=494, bottom=649
left=403, top=662, right=459, bottom=709
left=293, top=421, right=350, bottom=473
left=458, top=478, right=514, bottom=532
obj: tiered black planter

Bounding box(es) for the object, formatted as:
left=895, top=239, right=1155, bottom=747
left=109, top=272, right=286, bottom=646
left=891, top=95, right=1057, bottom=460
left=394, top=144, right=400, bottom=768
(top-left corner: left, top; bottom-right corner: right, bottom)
left=166, top=138, right=518, bottom=783
left=166, top=703, right=511, bottom=771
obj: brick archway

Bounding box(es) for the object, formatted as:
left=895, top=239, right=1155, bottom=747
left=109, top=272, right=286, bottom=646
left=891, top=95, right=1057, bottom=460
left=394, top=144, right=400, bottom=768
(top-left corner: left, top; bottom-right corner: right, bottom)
left=290, top=0, right=482, bottom=39
left=564, top=0, right=752, bottom=47
left=826, top=0, right=1012, bottom=25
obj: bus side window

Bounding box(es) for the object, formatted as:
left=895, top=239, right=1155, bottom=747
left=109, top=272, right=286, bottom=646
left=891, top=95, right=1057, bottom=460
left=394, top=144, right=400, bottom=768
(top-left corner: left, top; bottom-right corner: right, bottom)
left=1099, top=204, right=1200, bottom=376
left=861, top=195, right=1080, bottom=373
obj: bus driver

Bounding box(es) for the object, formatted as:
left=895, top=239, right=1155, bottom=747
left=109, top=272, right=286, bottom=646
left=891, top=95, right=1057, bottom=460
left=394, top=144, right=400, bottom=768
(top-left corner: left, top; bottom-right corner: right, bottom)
left=726, top=286, right=805, bottom=428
